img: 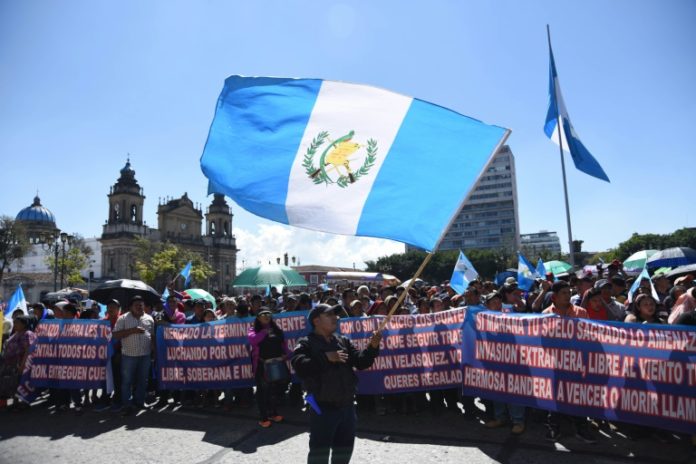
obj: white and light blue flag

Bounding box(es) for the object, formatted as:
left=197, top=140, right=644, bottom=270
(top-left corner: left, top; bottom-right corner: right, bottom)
left=517, top=252, right=539, bottom=291
left=201, top=76, right=509, bottom=251
left=4, top=283, right=27, bottom=316
left=450, top=250, right=478, bottom=294
left=544, top=31, right=609, bottom=183
left=627, top=267, right=658, bottom=303
left=536, top=258, right=548, bottom=278
left=179, top=261, right=192, bottom=288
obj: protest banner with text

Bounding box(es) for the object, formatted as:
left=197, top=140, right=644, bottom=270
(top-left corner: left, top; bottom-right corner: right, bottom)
left=340, top=308, right=465, bottom=394
left=462, top=308, right=696, bottom=434
left=17, top=319, right=112, bottom=402
left=156, top=312, right=309, bottom=390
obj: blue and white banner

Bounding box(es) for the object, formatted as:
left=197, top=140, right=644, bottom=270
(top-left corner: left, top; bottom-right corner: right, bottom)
left=201, top=76, right=509, bottom=251
left=462, top=308, right=696, bottom=434
left=17, top=320, right=113, bottom=402
left=156, top=312, right=309, bottom=390
left=340, top=308, right=465, bottom=394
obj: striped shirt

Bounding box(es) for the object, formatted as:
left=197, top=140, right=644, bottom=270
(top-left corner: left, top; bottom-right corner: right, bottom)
left=114, top=312, right=154, bottom=357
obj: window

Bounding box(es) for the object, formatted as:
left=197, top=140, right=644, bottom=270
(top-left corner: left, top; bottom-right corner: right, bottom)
left=210, top=222, right=216, bottom=236
left=310, top=275, right=318, bottom=284
left=130, top=204, right=137, bottom=223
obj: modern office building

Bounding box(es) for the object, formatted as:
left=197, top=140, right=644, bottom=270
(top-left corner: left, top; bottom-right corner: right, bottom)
left=435, top=145, right=520, bottom=252
left=520, top=230, right=562, bottom=256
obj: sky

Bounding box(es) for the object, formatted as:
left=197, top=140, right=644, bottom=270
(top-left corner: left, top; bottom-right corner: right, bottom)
left=1, top=0, right=695, bottom=270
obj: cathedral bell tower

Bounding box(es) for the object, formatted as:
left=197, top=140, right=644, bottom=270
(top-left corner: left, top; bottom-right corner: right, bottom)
left=203, top=194, right=238, bottom=294
left=100, top=158, right=150, bottom=279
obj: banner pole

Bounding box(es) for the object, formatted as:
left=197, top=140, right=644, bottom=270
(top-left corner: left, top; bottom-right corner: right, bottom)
left=378, top=251, right=434, bottom=332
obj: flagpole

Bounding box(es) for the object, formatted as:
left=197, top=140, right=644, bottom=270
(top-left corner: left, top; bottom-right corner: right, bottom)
left=547, top=25, right=575, bottom=267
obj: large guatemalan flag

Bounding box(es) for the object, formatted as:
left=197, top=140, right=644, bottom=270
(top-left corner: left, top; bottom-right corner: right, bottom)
left=544, top=37, right=609, bottom=182
left=201, top=76, right=509, bottom=251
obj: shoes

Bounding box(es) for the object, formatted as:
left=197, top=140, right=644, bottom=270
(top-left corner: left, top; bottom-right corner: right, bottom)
left=575, top=427, right=597, bottom=444
left=120, top=406, right=134, bottom=417
left=73, top=405, right=84, bottom=415
left=545, top=427, right=561, bottom=442
left=258, top=420, right=272, bottom=428
left=484, top=419, right=506, bottom=429
left=511, top=424, right=525, bottom=435
left=269, top=415, right=284, bottom=423
left=155, top=399, right=170, bottom=408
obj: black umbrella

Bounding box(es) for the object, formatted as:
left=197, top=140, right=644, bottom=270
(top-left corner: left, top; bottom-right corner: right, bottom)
left=90, top=279, right=161, bottom=307
left=666, top=263, right=696, bottom=280
left=646, top=247, right=696, bottom=269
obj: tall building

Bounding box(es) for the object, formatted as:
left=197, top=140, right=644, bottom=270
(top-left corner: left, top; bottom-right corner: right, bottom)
left=520, top=231, right=562, bottom=256
left=100, top=159, right=238, bottom=293
left=435, top=145, right=520, bottom=252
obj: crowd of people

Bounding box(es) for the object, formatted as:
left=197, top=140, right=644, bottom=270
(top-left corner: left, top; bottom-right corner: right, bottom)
left=1, top=258, right=695, bottom=453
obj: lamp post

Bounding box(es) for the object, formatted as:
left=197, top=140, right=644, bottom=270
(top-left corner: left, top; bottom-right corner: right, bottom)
left=59, top=232, right=74, bottom=289
left=40, top=231, right=61, bottom=292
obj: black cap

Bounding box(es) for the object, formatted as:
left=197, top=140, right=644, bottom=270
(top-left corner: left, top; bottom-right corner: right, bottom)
left=129, top=295, right=144, bottom=306
left=307, top=303, right=339, bottom=327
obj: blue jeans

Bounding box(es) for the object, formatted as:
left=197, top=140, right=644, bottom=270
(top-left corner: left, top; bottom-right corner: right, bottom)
left=308, top=404, right=356, bottom=464
left=494, top=401, right=525, bottom=425
left=121, top=355, right=151, bottom=408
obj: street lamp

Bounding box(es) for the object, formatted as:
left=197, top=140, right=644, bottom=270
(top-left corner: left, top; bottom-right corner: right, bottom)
left=59, top=232, right=74, bottom=289
left=40, top=231, right=61, bottom=292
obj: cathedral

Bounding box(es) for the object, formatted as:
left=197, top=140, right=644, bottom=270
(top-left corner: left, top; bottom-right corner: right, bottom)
left=100, top=159, right=238, bottom=294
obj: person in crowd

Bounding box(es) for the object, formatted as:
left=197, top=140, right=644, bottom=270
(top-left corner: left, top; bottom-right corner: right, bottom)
left=611, top=276, right=628, bottom=304
left=625, top=294, right=664, bottom=324
left=482, top=292, right=525, bottom=434
left=95, top=299, right=123, bottom=412
left=463, top=285, right=481, bottom=306
left=580, top=287, right=609, bottom=321
left=113, top=295, right=155, bottom=415
left=668, top=287, right=696, bottom=324
left=50, top=303, right=85, bottom=413
left=346, top=300, right=365, bottom=318
left=292, top=303, right=381, bottom=463
left=570, top=275, right=594, bottom=306
left=249, top=294, right=263, bottom=316
left=0, top=315, right=36, bottom=411
left=186, top=299, right=206, bottom=324
left=595, top=279, right=627, bottom=321
left=161, top=294, right=186, bottom=325
left=248, top=308, right=291, bottom=427
left=219, top=297, right=237, bottom=319
left=282, top=294, right=299, bottom=312
left=542, top=281, right=597, bottom=443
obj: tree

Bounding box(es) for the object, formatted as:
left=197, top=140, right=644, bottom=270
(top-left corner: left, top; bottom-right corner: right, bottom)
left=44, top=235, right=93, bottom=287
left=364, top=248, right=513, bottom=283
left=0, top=216, right=30, bottom=283
left=133, top=237, right=214, bottom=290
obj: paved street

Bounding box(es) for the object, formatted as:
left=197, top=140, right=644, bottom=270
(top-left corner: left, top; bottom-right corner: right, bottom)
left=1, top=397, right=694, bottom=464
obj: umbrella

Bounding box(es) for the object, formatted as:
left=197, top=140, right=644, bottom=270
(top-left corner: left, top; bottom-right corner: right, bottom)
left=544, top=260, right=572, bottom=276
left=90, top=279, right=161, bottom=307
left=623, top=250, right=658, bottom=270
left=182, top=288, right=217, bottom=309
left=232, top=264, right=308, bottom=288
left=646, top=247, right=696, bottom=269
left=666, top=263, right=696, bottom=280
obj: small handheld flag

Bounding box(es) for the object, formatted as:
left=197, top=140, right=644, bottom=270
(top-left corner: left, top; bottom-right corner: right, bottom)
left=536, top=258, right=548, bottom=279
left=450, top=250, right=478, bottom=294
left=179, top=261, right=192, bottom=288
left=627, top=267, right=658, bottom=303
left=517, top=252, right=539, bottom=291
left=4, top=283, right=27, bottom=317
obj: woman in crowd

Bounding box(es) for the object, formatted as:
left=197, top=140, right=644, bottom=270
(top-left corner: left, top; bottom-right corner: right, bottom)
left=248, top=307, right=291, bottom=427
left=0, top=315, right=36, bottom=411
left=625, top=294, right=665, bottom=324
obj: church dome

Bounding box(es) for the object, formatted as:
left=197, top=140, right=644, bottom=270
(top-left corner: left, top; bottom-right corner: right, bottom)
left=16, top=195, right=56, bottom=224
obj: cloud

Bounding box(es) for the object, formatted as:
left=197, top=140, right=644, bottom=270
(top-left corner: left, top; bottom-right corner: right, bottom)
left=234, top=224, right=405, bottom=270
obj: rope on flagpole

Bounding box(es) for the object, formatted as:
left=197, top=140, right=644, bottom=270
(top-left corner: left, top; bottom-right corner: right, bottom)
left=377, top=251, right=434, bottom=332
